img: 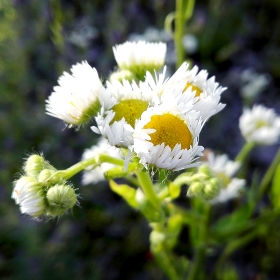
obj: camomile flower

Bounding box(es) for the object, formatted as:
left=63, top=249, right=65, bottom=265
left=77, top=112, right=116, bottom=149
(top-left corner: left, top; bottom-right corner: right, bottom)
left=203, top=151, right=245, bottom=203
left=46, top=61, right=108, bottom=127
left=132, top=102, right=204, bottom=171
left=112, top=41, right=167, bottom=79
left=81, top=138, right=123, bottom=185
left=91, top=78, right=156, bottom=147
left=159, top=62, right=227, bottom=121
left=239, top=104, right=280, bottom=145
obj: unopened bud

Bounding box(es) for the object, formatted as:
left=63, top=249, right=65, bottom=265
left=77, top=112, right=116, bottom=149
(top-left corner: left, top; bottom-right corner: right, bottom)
left=37, top=169, right=56, bottom=186
left=187, top=181, right=204, bottom=197
left=203, top=179, right=221, bottom=200
left=24, top=155, right=45, bottom=177
left=46, top=184, right=77, bottom=217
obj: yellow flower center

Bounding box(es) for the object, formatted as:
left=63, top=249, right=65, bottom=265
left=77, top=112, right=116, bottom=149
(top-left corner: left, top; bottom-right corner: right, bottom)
left=183, top=82, right=203, bottom=97
left=256, top=120, right=269, bottom=129
left=144, top=113, right=193, bottom=149
left=111, top=99, right=149, bottom=127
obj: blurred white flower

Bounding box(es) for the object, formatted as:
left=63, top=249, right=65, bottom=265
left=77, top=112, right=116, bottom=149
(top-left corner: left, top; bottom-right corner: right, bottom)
left=240, top=69, right=270, bottom=100
left=182, top=34, right=198, bottom=55
left=204, top=151, right=245, bottom=203
left=81, top=138, right=122, bottom=185
left=239, top=104, right=280, bottom=145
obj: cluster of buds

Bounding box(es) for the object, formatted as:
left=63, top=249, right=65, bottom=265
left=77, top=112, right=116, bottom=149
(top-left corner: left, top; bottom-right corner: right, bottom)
left=12, top=154, right=78, bottom=219
left=186, top=165, right=222, bottom=200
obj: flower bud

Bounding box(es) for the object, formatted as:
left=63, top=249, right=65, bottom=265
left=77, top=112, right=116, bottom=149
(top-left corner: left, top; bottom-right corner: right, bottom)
left=46, top=184, right=77, bottom=217
left=37, top=169, right=56, bottom=186
left=24, top=155, right=45, bottom=177
left=203, top=179, right=221, bottom=200
left=12, top=176, right=46, bottom=217
left=187, top=181, right=204, bottom=197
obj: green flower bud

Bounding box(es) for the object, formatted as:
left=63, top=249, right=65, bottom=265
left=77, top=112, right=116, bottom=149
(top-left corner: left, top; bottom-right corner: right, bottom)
left=24, top=155, right=45, bottom=177
left=46, top=184, right=77, bottom=217
left=12, top=176, right=46, bottom=217
left=198, top=164, right=213, bottom=177
left=203, top=179, right=221, bottom=200
left=187, top=181, right=204, bottom=197
left=37, top=169, right=56, bottom=186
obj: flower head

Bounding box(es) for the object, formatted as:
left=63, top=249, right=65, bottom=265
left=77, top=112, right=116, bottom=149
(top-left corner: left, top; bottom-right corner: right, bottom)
left=239, top=105, right=280, bottom=145
left=132, top=103, right=204, bottom=171
left=46, top=61, right=107, bottom=127
left=112, top=41, right=166, bottom=79
left=92, top=78, right=156, bottom=147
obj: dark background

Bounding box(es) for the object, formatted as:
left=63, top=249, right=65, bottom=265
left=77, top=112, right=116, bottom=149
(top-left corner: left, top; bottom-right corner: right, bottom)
left=1, top=0, right=280, bottom=279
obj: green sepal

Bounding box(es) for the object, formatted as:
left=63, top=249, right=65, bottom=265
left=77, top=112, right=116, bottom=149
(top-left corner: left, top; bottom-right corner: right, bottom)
left=109, top=180, right=138, bottom=209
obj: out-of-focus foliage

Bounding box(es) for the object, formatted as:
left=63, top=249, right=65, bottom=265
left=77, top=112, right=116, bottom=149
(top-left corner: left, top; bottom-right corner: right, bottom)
left=1, top=0, right=280, bottom=279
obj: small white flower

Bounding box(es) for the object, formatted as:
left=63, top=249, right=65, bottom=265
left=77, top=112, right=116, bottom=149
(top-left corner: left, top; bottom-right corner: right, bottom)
left=12, top=176, right=46, bottom=217
left=204, top=152, right=245, bottom=203
left=161, top=62, right=227, bottom=121
left=46, top=61, right=107, bottom=127
left=91, top=78, right=156, bottom=147
left=239, top=104, right=280, bottom=145
left=112, top=41, right=167, bottom=78
left=81, top=138, right=123, bottom=185
left=132, top=103, right=204, bottom=171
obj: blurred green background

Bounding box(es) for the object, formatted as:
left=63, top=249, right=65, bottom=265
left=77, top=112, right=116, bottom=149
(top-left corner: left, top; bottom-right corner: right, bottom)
left=1, top=0, right=280, bottom=279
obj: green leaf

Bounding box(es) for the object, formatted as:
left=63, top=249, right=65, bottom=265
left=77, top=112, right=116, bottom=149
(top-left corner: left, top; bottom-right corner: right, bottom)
left=109, top=180, right=138, bottom=208
left=211, top=205, right=252, bottom=242
left=271, top=164, right=280, bottom=209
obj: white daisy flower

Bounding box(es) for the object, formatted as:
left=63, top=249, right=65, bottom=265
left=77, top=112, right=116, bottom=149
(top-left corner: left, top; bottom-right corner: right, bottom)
left=160, top=62, right=227, bottom=121
left=132, top=103, right=204, bottom=171
left=12, top=176, right=46, bottom=217
left=46, top=61, right=107, bottom=127
left=81, top=138, right=123, bottom=185
left=239, top=104, right=280, bottom=145
left=204, top=151, right=245, bottom=203
left=112, top=41, right=167, bottom=79
left=91, top=78, right=156, bottom=148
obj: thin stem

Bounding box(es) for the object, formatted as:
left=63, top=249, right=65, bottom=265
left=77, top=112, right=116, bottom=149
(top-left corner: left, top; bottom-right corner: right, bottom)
left=258, top=148, right=280, bottom=200
left=136, top=169, right=160, bottom=210
left=235, top=142, right=255, bottom=163
left=175, top=0, right=185, bottom=68
left=187, top=202, right=211, bottom=280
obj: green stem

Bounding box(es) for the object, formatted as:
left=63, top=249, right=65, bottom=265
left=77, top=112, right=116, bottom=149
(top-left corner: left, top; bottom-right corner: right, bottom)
left=257, top=148, right=280, bottom=200
left=48, top=154, right=137, bottom=182
left=235, top=142, right=255, bottom=162
left=187, top=202, right=211, bottom=280
left=175, top=0, right=185, bottom=68
left=136, top=169, right=160, bottom=210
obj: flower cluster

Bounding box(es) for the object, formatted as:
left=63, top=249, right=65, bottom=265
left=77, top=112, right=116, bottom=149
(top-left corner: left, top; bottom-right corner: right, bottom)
left=12, top=154, right=78, bottom=218
left=46, top=41, right=226, bottom=173
left=12, top=40, right=280, bottom=219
